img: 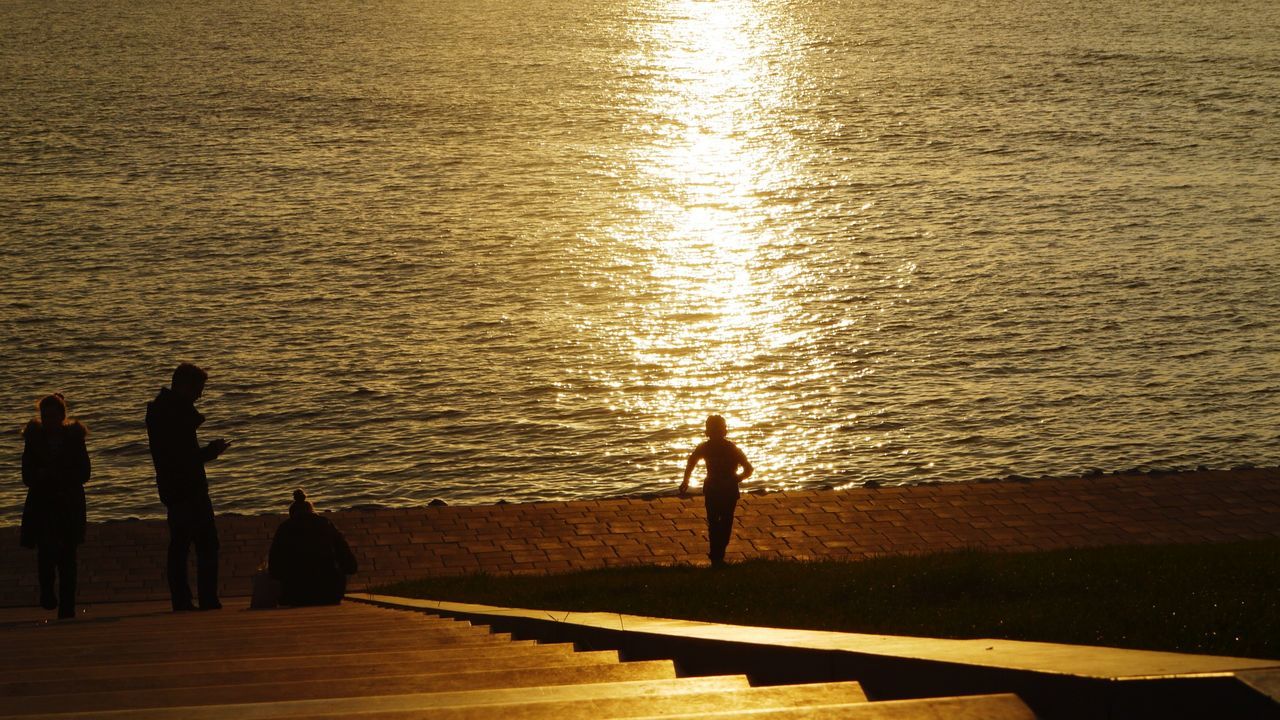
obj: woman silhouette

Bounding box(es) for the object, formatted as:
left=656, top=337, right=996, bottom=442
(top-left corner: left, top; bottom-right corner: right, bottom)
left=20, top=393, right=90, bottom=619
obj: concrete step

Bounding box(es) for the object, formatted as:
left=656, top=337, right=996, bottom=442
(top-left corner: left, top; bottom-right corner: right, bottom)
left=2, top=607, right=468, bottom=635
left=4, top=605, right=437, bottom=634
left=619, top=694, right=1035, bottom=720
left=4, top=621, right=497, bottom=654
left=0, top=642, right=574, bottom=685
left=1236, top=667, right=1280, bottom=705
left=284, top=680, right=869, bottom=719
left=0, top=660, right=681, bottom=715
left=1, top=649, right=624, bottom=697
left=4, top=607, right=472, bottom=634
left=2, top=630, right=524, bottom=671
left=0, top=599, right=1039, bottom=720
left=8, top=614, right=509, bottom=648
left=3, top=676, right=754, bottom=720
left=10, top=601, right=389, bottom=622
left=1, top=623, right=494, bottom=655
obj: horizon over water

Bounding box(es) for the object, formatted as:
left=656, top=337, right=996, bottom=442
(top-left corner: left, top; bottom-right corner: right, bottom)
left=2, top=0, right=1278, bottom=523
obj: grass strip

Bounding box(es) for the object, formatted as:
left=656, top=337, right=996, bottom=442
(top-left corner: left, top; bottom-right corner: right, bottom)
left=376, top=538, right=1279, bottom=659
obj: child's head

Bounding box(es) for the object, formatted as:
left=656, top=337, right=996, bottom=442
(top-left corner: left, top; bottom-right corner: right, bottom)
left=705, top=414, right=728, bottom=439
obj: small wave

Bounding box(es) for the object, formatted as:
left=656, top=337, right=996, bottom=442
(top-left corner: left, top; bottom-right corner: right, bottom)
left=97, top=442, right=150, bottom=457
left=409, top=409, right=467, bottom=422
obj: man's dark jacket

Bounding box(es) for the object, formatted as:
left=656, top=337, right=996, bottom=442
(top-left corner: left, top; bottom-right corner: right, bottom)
left=146, top=388, right=217, bottom=507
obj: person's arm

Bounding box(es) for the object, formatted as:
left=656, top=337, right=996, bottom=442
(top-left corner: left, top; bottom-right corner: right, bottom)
left=735, top=446, right=753, bottom=484
left=21, top=426, right=39, bottom=488
left=679, top=445, right=704, bottom=496
left=70, top=424, right=90, bottom=486
left=146, top=410, right=182, bottom=478
left=147, top=411, right=187, bottom=505
left=200, top=438, right=230, bottom=463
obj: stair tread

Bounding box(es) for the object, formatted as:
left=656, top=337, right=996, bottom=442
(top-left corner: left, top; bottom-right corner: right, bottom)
left=5, top=676, right=753, bottom=720
left=284, top=680, right=869, bottom=720
left=1, top=650, right=625, bottom=697
left=1, top=660, right=680, bottom=715
left=620, top=694, right=1035, bottom=720
left=0, top=643, right=582, bottom=684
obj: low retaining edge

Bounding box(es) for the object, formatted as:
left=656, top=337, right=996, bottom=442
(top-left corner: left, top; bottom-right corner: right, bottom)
left=347, top=592, right=1280, bottom=720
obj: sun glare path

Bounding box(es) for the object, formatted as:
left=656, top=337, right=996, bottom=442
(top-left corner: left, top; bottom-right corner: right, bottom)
left=598, top=0, right=832, bottom=487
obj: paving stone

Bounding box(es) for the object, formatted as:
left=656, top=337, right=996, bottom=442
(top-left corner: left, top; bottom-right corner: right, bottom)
left=2, top=469, right=1278, bottom=606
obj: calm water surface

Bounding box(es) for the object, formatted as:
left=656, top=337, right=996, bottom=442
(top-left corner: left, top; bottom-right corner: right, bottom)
left=2, top=0, right=1278, bottom=522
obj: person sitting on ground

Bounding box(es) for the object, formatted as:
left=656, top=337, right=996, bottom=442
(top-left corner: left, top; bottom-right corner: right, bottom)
left=268, top=489, right=358, bottom=606
left=20, top=393, right=90, bottom=619
left=678, top=414, right=753, bottom=568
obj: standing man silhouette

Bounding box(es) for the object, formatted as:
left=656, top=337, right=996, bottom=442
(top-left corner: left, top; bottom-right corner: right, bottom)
left=679, top=414, right=753, bottom=567
left=146, top=363, right=231, bottom=611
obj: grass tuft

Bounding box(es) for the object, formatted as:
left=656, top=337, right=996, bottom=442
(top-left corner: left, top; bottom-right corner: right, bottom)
left=375, top=539, right=1280, bottom=659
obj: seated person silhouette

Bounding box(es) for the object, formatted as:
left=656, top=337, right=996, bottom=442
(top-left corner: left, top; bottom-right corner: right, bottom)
left=268, top=489, right=357, bottom=606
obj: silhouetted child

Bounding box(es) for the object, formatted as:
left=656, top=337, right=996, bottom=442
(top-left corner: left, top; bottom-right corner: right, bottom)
left=20, top=393, right=90, bottom=619
left=269, top=489, right=358, bottom=606
left=679, top=415, right=753, bottom=567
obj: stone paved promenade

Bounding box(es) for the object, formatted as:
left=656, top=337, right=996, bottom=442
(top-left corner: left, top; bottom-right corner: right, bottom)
left=2, top=467, right=1277, bottom=607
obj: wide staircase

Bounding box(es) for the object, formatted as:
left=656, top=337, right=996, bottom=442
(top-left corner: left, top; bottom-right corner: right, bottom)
left=0, top=601, right=1033, bottom=719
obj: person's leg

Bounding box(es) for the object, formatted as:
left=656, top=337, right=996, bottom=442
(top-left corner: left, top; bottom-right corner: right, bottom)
left=57, top=543, right=77, bottom=619
left=720, top=497, right=738, bottom=561
left=703, top=495, right=718, bottom=563
left=193, top=507, right=221, bottom=610
left=704, top=493, right=736, bottom=565
left=36, top=543, right=57, bottom=609
left=166, top=505, right=195, bottom=610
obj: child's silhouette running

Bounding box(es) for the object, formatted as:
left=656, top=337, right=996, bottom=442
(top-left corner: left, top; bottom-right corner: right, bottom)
left=679, top=415, right=753, bottom=567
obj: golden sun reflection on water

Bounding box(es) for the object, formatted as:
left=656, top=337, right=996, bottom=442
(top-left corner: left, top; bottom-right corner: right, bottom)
left=604, top=0, right=832, bottom=488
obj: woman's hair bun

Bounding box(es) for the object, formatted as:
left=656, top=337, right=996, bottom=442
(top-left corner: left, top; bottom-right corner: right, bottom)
left=292, top=488, right=307, bottom=503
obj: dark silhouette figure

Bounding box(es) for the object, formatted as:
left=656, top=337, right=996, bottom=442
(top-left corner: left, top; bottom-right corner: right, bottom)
left=146, top=363, right=231, bottom=611
left=679, top=414, right=753, bottom=567
left=20, top=394, right=89, bottom=619
left=269, top=489, right=358, bottom=606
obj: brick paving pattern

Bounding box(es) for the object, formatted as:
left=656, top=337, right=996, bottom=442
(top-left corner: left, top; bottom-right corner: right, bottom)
left=2, top=467, right=1277, bottom=606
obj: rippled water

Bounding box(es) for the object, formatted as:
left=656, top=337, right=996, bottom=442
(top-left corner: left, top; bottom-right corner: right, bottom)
left=2, top=0, right=1278, bottom=522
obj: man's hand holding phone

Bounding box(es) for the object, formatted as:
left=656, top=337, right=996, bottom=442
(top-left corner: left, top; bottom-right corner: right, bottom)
left=208, top=438, right=232, bottom=458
